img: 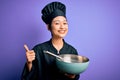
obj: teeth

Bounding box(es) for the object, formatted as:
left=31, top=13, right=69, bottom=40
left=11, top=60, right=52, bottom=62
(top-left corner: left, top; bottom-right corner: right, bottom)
left=59, top=30, right=65, bottom=33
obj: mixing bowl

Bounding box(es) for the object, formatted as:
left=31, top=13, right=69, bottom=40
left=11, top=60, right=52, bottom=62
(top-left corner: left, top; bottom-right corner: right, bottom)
left=56, top=54, right=89, bottom=74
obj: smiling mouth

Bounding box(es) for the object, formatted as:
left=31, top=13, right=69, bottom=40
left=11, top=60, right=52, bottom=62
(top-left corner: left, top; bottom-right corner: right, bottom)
left=58, top=30, right=66, bottom=34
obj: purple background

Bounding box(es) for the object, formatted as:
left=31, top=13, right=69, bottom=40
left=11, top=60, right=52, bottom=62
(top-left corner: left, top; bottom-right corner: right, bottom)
left=0, top=0, right=120, bottom=80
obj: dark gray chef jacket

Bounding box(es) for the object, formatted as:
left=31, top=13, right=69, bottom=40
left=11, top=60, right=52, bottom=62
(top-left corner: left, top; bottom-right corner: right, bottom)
left=21, top=39, right=80, bottom=80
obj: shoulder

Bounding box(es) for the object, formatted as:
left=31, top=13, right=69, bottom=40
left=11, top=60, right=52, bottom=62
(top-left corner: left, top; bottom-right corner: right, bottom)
left=64, top=41, right=76, bottom=50
left=64, top=40, right=78, bottom=54
left=32, top=40, right=50, bottom=50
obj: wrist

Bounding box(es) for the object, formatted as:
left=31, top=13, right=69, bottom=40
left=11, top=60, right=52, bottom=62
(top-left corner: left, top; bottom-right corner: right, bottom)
left=26, top=62, right=32, bottom=71
left=64, top=73, right=76, bottom=79
left=27, top=61, right=32, bottom=65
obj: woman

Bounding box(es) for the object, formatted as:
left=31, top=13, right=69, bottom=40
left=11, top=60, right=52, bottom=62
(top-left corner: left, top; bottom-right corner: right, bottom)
left=21, top=1, right=80, bottom=80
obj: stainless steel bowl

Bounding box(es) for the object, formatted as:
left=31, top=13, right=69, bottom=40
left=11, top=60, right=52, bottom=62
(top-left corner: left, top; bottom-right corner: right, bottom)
left=56, top=54, right=89, bottom=74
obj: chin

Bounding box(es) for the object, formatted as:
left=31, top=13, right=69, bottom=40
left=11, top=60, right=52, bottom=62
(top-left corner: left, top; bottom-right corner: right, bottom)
left=59, top=35, right=66, bottom=38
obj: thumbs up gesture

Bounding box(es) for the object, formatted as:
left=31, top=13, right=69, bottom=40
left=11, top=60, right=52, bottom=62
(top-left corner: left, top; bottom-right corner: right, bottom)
left=24, top=44, right=35, bottom=63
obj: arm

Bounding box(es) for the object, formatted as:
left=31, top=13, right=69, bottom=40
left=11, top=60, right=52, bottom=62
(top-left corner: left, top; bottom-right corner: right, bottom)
left=24, top=44, right=35, bottom=71
left=21, top=45, right=39, bottom=80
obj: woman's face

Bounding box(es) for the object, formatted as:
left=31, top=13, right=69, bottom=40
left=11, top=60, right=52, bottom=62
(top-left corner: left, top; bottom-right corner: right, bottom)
left=50, top=16, right=68, bottom=39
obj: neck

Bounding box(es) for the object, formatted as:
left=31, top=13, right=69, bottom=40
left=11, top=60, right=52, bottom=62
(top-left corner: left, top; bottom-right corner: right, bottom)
left=52, top=38, right=64, bottom=51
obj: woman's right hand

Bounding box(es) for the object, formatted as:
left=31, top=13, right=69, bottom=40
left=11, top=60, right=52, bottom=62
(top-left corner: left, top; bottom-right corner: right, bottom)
left=24, top=44, right=35, bottom=71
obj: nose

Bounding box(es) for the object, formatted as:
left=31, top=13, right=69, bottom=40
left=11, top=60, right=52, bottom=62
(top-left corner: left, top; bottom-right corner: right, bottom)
left=60, top=23, right=64, bottom=28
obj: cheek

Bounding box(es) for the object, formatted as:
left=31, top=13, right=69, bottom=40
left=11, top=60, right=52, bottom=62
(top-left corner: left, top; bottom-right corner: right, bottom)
left=52, top=27, right=59, bottom=31
left=51, top=29, right=57, bottom=34
left=66, top=26, right=68, bottom=31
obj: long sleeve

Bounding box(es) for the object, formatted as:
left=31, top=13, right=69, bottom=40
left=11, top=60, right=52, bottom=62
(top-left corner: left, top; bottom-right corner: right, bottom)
left=21, top=60, right=39, bottom=80
left=21, top=46, right=43, bottom=80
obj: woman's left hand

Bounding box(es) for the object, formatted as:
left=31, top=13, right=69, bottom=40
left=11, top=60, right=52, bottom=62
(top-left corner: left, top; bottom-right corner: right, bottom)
left=64, top=73, right=75, bottom=79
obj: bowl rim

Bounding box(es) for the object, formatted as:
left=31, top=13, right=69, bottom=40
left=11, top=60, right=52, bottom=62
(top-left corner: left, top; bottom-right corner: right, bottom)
left=56, top=54, right=89, bottom=63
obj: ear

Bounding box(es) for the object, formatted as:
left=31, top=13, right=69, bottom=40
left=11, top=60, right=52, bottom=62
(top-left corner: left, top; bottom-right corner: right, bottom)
left=46, top=24, right=51, bottom=31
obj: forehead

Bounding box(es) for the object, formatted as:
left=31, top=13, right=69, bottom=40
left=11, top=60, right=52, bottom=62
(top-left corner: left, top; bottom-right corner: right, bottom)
left=52, top=16, right=67, bottom=22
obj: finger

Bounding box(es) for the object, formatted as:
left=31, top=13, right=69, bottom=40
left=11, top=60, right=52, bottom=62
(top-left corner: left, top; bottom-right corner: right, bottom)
left=24, top=44, right=30, bottom=52
left=27, top=56, right=35, bottom=59
left=27, top=53, right=35, bottom=56
left=27, top=56, right=35, bottom=62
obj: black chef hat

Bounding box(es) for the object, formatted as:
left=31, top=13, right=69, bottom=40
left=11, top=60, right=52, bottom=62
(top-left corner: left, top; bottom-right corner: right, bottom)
left=41, top=1, right=66, bottom=24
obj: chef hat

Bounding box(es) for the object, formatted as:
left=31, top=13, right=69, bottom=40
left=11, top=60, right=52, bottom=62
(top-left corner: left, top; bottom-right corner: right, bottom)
left=41, top=1, right=66, bottom=24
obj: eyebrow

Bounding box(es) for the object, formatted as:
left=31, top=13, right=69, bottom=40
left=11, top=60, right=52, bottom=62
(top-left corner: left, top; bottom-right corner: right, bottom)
left=53, top=20, right=67, bottom=22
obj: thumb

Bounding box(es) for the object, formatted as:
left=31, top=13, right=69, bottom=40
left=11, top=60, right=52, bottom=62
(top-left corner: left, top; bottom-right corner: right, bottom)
left=24, top=44, right=30, bottom=52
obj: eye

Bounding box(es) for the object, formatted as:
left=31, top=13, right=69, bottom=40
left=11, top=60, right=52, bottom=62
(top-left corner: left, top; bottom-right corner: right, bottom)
left=63, top=22, right=68, bottom=25
left=55, top=22, right=60, bottom=25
